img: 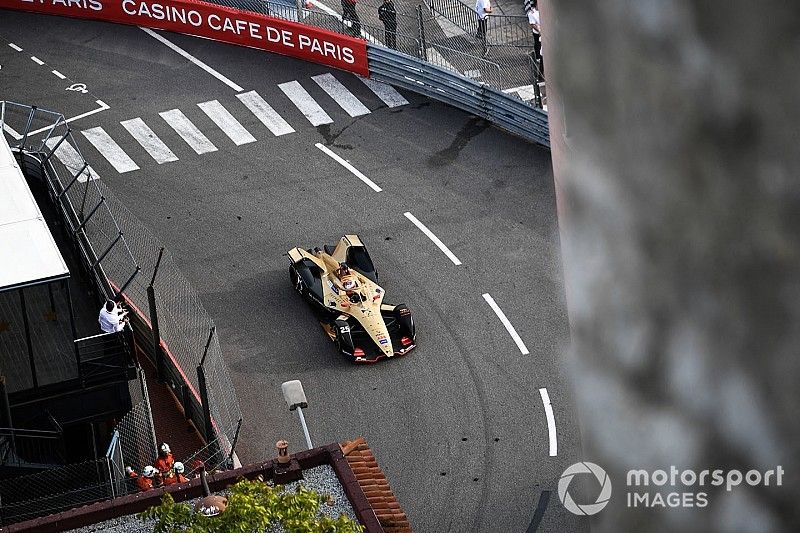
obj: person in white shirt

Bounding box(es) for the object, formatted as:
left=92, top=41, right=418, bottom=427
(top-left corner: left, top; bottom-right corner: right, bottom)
left=475, top=0, right=492, bottom=40
left=526, top=0, right=544, bottom=79
left=98, top=299, right=128, bottom=333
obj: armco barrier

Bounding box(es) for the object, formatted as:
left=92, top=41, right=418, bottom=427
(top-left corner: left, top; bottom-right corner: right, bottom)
left=367, top=45, right=550, bottom=147
left=0, top=0, right=368, bottom=76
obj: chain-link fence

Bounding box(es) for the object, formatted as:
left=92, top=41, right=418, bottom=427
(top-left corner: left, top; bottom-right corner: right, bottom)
left=0, top=458, right=115, bottom=526
left=5, top=102, right=242, bottom=442
left=201, top=0, right=541, bottom=102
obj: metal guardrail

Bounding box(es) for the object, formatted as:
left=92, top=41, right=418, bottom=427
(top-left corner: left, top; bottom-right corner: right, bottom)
left=367, top=44, right=549, bottom=146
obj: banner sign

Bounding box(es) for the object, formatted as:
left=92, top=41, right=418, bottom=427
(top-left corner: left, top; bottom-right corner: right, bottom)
left=0, top=0, right=369, bottom=76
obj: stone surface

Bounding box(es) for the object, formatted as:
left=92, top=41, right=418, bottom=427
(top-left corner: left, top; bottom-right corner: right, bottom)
left=543, top=1, right=800, bottom=531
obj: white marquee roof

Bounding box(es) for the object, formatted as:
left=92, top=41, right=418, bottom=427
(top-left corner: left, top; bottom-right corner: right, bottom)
left=0, top=135, right=69, bottom=292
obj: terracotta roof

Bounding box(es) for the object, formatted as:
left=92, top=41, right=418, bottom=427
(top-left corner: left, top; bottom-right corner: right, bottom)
left=341, top=437, right=412, bottom=533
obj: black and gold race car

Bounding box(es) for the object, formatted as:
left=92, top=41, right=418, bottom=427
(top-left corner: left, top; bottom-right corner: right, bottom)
left=287, top=235, right=416, bottom=363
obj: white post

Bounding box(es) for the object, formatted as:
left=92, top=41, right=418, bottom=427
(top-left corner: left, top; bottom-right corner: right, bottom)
left=296, top=407, right=313, bottom=450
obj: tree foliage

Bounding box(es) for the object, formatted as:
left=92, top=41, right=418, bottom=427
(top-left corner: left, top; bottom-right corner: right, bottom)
left=140, top=477, right=364, bottom=533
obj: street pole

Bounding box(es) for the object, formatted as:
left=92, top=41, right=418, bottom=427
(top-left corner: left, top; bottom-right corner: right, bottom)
left=295, top=407, right=313, bottom=449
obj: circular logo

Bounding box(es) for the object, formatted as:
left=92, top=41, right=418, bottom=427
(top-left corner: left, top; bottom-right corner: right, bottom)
left=557, top=462, right=612, bottom=516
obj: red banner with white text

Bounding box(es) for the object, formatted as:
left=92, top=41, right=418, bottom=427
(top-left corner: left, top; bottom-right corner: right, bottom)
left=0, top=0, right=369, bottom=76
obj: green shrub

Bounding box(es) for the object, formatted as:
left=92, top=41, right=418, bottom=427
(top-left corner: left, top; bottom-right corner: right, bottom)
left=140, top=477, right=364, bottom=533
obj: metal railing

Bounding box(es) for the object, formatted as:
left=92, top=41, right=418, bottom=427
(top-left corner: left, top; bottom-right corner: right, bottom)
left=0, top=426, right=65, bottom=468
left=0, top=458, right=116, bottom=526
left=368, top=44, right=549, bottom=145
left=203, top=0, right=543, bottom=108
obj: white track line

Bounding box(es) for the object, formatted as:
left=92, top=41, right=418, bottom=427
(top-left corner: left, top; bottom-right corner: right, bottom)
left=198, top=100, right=256, bottom=145
left=81, top=126, right=140, bottom=173
left=121, top=117, right=179, bottom=164
left=358, top=77, right=408, bottom=107
left=315, top=143, right=382, bottom=192
left=539, top=388, right=558, bottom=457
left=30, top=56, right=44, bottom=65
left=160, top=109, right=218, bottom=154
left=25, top=100, right=110, bottom=137
left=279, top=81, right=333, bottom=126
left=404, top=212, right=462, bottom=265
left=482, top=293, right=529, bottom=354
left=311, top=73, right=370, bottom=117
left=8, top=43, right=22, bottom=52
left=140, top=27, right=244, bottom=92
left=52, top=70, right=66, bottom=79
left=236, top=90, right=295, bottom=136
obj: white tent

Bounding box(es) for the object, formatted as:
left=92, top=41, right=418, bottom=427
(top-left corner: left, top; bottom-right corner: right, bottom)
left=0, top=135, right=69, bottom=292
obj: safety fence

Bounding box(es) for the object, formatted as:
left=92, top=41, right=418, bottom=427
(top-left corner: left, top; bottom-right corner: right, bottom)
left=368, top=44, right=549, bottom=145
left=1, top=102, right=244, bottom=519
left=211, top=0, right=541, bottom=96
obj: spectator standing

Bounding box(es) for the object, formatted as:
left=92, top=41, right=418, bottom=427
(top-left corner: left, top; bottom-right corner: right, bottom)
left=98, top=299, right=127, bottom=333
left=525, top=0, right=544, bottom=79
left=342, top=0, right=361, bottom=37
left=378, top=0, right=397, bottom=50
left=475, top=0, right=492, bottom=40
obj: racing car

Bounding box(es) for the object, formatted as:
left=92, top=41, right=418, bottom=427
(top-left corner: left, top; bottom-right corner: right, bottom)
left=287, top=235, right=416, bottom=363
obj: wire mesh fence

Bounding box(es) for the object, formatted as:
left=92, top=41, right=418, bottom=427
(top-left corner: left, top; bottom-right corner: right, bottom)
left=2, top=101, right=243, bottom=461
left=199, top=0, right=541, bottom=101
left=0, top=458, right=115, bottom=526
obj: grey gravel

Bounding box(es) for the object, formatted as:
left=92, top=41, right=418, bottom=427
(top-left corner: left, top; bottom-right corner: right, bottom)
left=67, top=465, right=357, bottom=533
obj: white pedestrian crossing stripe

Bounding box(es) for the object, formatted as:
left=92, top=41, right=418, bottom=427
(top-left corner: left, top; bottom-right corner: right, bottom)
left=236, top=90, right=295, bottom=137
left=311, top=73, right=370, bottom=117
left=359, top=77, right=409, bottom=108
left=278, top=80, right=333, bottom=126
left=44, top=137, right=99, bottom=182
left=121, top=118, right=178, bottom=164
left=198, top=100, right=256, bottom=146
left=159, top=109, right=218, bottom=154
left=81, top=126, right=140, bottom=173
left=68, top=73, right=409, bottom=175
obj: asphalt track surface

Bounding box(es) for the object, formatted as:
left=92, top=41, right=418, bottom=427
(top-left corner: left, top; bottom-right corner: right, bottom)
left=0, top=11, right=584, bottom=532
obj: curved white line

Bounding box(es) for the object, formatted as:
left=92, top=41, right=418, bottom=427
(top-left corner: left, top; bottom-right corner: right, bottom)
left=539, top=388, right=557, bottom=457
left=482, top=293, right=529, bottom=354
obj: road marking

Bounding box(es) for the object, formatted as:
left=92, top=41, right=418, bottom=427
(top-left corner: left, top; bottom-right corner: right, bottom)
left=359, top=77, right=409, bottom=108
left=25, top=100, right=111, bottom=137
left=44, top=137, right=99, bottom=182
left=539, top=388, right=558, bottom=457
left=8, top=43, right=22, bottom=52
left=404, top=212, right=462, bottom=265
left=311, top=73, right=370, bottom=117
left=482, top=293, right=529, bottom=354
left=236, top=90, right=295, bottom=136
left=52, top=70, right=66, bottom=79
left=140, top=27, right=244, bottom=92
left=30, top=56, right=44, bottom=65
left=315, top=143, right=382, bottom=192
left=426, top=47, right=460, bottom=75
left=159, top=109, right=218, bottom=154
left=279, top=81, right=333, bottom=126
left=81, top=126, right=140, bottom=173
left=198, top=100, right=256, bottom=145
left=121, top=117, right=179, bottom=164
